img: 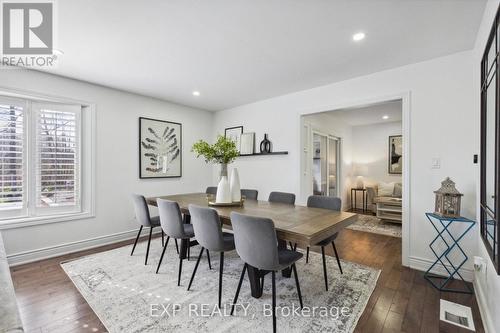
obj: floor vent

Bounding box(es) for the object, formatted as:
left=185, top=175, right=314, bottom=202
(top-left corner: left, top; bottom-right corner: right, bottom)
left=440, top=299, right=475, bottom=331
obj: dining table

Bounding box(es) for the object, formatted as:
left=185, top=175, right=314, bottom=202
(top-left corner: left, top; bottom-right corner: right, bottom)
left=146, top=192, right=358, bottom=298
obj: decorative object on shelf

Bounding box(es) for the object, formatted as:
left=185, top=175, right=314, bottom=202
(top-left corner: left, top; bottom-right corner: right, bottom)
left=424, top=213, right=475, bottom=294
left=240, top=132, right=255, bottom=155
left=230, top=168, right=241, bottom=202
left=139, top=117, right=181, bottom=178
left=355, top=176, right=364, bottom=189
left=224, top=126, right=243, bottom=153
left=191, top=135, right=239, bottom=179
left=215, top=176, right=231, bottom=203
left=434, top=177, right=463, bottom=217
left=259, top=133, right=272, bottom=153
left=388, top=135, right=402, bottom=174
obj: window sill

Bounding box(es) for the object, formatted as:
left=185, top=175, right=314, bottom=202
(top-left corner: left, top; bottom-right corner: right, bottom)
left=0, top=211, right=95, bottom=230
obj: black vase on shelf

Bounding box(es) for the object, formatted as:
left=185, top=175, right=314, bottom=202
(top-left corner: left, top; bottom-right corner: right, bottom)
left=259, top=134, right=272, bottom=153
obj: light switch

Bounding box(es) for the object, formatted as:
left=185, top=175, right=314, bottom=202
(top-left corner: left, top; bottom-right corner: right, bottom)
left=431, top=158, right=440, bottom=169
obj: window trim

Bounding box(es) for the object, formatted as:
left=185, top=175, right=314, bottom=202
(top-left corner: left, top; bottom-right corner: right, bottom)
left=0, top=87, right=96, bottom=230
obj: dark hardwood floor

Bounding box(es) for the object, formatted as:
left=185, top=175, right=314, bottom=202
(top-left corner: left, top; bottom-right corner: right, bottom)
left=10, top=229, right=483, bottom=333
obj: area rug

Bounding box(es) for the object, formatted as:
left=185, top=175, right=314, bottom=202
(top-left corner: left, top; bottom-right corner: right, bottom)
left=61, top=240, right=380, bottom=333
left=347, top=214, right=402, bottom=238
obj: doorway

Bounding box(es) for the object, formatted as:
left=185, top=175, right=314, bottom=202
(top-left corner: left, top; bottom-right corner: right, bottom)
left=299, top=93, right=410, bottom=267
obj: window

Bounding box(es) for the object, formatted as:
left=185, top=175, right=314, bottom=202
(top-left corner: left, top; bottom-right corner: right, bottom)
left=0, top=97, right=83, bottom=222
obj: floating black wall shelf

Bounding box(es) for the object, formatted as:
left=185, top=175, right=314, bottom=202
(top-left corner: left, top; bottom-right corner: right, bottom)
left=238, top=151, right=288, bottom=157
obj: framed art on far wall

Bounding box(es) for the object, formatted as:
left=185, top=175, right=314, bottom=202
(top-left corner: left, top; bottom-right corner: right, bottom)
left=225, top=126, right=243, bottom=152
left=388, top=135, right=402, bottom=174
left=139, top=117, right=182, bottom=178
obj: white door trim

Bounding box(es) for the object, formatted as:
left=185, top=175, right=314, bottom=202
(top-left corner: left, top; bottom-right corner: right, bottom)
left=298, top=91, right=411, bottom=267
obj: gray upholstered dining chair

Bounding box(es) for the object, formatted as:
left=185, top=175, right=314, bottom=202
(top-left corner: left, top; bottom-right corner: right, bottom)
left=187, top=205, right=235, bottom=308
left=306, top=195, right=343, bottom=291
left=241, top=189, right=258, bottom=200
left=230, top=212, right=303, bottom=333
left=268, top=191, right=296, bottom=205
left=206, top=186, right=217, bottom=195
left=130, top=194, right=165, bottom=265
left=156, top=199, right=197, bottom=286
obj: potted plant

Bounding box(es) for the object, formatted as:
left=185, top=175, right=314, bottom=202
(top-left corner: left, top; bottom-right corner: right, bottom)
left=191, top=135, right=239, bottom=178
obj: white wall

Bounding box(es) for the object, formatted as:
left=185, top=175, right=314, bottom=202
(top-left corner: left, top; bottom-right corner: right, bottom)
left=352, top=121, right=402, bottom=187
left=473, top=1, right=500, bottom=332
left=0, top=69, right=214, bottom=262
left=214, top=50, right=477, bottom=278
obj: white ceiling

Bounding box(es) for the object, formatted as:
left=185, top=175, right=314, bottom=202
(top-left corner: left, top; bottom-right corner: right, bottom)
left=327, top=100, right=402, bottom=126
left=43, top=0, right=486, bottom=111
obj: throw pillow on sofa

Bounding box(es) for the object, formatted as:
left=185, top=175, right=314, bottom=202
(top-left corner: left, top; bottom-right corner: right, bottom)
left=393, top=183, right=403, bottom=198
left=378, top=182, right=395, bottom=197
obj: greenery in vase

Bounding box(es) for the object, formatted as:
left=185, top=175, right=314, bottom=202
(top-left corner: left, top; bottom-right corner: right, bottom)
left=191, top=135, right=239, bottom=164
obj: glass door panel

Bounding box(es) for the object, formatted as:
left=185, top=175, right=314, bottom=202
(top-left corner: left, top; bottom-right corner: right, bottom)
left=328, top=137, right=339, bottom=197
left=312, top=133, right=327, bottom=195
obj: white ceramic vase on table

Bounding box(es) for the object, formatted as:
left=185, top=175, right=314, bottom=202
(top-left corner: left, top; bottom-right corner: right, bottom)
left=216, top=176, right=232, bottom=203
left=230, top=168, right=241, bottom=202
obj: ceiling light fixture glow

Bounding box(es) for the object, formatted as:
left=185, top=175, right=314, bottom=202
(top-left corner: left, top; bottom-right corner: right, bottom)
left=352, top=32, right=365, bottom=42
left=382, top=115, right=389, bottom=120
left=192, top=91, right=200, bottom=96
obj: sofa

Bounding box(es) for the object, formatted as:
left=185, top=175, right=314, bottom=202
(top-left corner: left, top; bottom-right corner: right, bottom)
left=366, top=182, right=402, bottom=213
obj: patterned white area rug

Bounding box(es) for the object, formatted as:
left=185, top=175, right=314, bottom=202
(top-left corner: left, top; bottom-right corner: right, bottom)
left=347, top=214, right=402, bottom=238
left=61, top=241, right=380, bottom=333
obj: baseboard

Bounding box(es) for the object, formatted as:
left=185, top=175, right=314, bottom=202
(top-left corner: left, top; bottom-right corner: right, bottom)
left=409, top=256, right=474, bottom=282
left=473, top=278, right=495, bottom=333
left=6, top=228, right=162, bottom=267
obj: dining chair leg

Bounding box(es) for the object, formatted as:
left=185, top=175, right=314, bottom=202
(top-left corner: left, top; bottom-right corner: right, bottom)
left=291, top=263, right=303, bottom=308
left=230, top=263, right=247, bottom=315
left=145, top=227, right=153, bottom=265
left=156, top=236, right=170, bottom=274
left=331, top=241, right=343, bottom=274
left=207, top=249, right=212, bottom=270
left=187, top=244, right=190, bottom=261
left=187, top=247, right=204, bottom=291
left=260, top=275, right=265, bottom=294
left=178, top=256, right=184, bottom=286
left=321, top=246, right=328, bottom=291
left=130, top=225, right=143, bottom=256
left=218, top=252, right=224, bottom=308
left=272, top=271, right=277, bottom=333
left=306, top=247, right=309, bottom=264
left=175, top=239, right=179, bottom=254
left=161, top=231, right=164, bottom=247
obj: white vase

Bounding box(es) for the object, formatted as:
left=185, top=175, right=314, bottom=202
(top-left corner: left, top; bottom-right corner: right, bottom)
left=230, top=168, right=241, bottom=202
left=216, top=176, right=232, bottom=203
left=356, top=176, right=364, bottom=189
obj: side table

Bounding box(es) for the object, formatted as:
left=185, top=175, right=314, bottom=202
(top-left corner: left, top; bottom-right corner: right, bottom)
left=424, top=213, right=475, bottom=294
left=350, top=188, right=367, bottom=213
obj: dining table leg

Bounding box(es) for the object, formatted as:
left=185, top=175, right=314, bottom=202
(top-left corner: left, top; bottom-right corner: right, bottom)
left=278, top=239, right=292, bottom=278
left=247, top=265, right=263, bottom=298
left=179, top=214, right=191, bottom=260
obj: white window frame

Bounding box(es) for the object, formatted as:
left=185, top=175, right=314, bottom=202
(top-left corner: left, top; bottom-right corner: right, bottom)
left=0, top=88, right=95, bottom=230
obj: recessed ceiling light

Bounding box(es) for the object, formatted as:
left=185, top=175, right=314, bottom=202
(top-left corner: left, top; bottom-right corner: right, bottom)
left=192, top=91, right=200, bottom=96
left=382, top=115, right=389, bottom=120
left=352, top=32, right=365, bottom=42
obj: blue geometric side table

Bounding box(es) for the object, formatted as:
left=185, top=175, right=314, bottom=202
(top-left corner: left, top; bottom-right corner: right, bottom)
left=424, top=213, right=475, bottom=294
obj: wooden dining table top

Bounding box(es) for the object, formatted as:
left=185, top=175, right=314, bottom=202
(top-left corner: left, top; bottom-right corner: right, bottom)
left=146, top=193, right=358, bottom=246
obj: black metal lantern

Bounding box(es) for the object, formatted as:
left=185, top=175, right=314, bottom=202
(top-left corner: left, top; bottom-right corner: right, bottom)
left=434, top=177, right=463, bottom=217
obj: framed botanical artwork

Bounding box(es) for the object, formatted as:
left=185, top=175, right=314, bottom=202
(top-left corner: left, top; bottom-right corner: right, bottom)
left=139, top=117, right=182, bottom=178
left=388, top=135, right=402, bottom=174
left=240, top=132, right=255, bottom=155
left=224, top=126, right=243, bottom=152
